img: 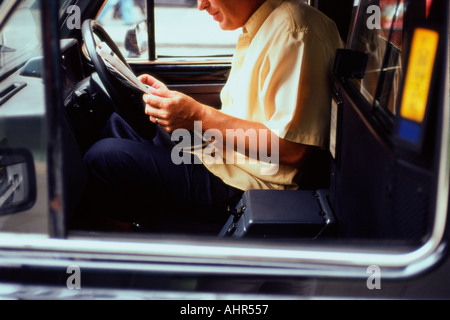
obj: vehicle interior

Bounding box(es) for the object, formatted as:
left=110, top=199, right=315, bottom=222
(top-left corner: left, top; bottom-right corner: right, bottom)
left=0, top=0, right=448, bottom=253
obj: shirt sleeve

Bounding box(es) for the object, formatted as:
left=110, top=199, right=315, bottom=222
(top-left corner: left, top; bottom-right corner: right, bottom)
left=261, top=30, right=335, bottom=149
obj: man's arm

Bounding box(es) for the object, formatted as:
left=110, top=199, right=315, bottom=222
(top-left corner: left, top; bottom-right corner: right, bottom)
left=140, top=75, right=309, bottom=168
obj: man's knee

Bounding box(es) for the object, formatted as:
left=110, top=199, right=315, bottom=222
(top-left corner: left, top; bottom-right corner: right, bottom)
left=84, top=138, right=123, bottom=178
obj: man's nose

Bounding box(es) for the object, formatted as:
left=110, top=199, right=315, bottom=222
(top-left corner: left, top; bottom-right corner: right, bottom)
left=197, top=0, right=209, bottom=11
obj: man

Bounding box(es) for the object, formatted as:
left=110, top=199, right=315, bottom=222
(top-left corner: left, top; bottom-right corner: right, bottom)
left=83, top=0, right=343, bottom=229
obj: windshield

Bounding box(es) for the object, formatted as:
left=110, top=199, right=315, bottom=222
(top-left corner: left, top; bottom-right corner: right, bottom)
left=0, top=0, right=41, bottom=79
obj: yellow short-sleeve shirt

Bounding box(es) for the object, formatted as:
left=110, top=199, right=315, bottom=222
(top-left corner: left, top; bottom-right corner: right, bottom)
left=197, top=0, right=343, bottom=191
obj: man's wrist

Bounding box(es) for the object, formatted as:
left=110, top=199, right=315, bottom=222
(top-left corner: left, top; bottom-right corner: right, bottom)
left=193, top=101, right=209, bottom=124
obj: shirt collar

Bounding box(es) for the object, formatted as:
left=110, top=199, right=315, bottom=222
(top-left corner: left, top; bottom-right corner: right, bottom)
left=243, top=0, right=284, bottom=39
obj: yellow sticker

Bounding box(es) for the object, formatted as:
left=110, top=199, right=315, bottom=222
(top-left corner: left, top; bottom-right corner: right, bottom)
left=400, top=28, right=439, bottom=123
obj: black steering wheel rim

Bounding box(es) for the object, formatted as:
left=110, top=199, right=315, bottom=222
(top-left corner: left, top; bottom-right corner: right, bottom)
left=81, top=19, right=133, bottom=110
left=81, top=19, right=155, bottom=140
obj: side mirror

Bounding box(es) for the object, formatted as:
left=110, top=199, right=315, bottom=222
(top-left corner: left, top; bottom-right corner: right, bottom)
left=0, top=148, right=36, bottom=216
left=124, top=20, right=148, bottom=58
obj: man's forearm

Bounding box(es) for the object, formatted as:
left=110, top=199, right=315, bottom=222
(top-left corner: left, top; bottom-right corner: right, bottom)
left=198, top=103, right=309, bottom=168
left=141, top=76, right=309, bottom=168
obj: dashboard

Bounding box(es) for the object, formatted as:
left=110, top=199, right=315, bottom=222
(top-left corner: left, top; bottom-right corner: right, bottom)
left=60, top=39, right=87, bottom=99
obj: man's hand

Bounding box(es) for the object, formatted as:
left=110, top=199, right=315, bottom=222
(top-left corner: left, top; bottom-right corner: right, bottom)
left=139, top=74, right=204, bottom=132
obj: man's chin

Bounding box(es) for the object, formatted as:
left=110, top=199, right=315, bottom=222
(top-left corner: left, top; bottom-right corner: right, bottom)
left=218, top=22, right=239, bottom=31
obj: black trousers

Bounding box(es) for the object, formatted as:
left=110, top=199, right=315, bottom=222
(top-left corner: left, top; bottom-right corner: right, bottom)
left=82, top=113, right=244, bottom=232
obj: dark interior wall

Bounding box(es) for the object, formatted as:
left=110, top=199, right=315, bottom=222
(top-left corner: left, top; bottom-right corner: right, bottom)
left=311, top=0, right=355, bottom=43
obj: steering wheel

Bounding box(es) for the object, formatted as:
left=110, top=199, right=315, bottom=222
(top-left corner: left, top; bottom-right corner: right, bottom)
left=81, top=19, right=154, bottom=139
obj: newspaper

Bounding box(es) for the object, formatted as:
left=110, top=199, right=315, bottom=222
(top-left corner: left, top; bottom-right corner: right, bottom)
left=96, top=43, right=209, bottom=146
left=96, top=42, right=152, bottom=95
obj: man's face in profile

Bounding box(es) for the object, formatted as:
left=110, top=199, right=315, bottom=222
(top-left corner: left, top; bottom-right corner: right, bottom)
left=197, top=0, right=263, bottom=30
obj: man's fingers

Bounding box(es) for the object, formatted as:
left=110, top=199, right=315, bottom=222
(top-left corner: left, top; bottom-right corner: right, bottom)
left=138, top=74, right=158, bottom=86
left=143, top=93, right=163, bottom=108
left=149, top=115, right=165, bottom=126
left=138, top=74, right=168, bottom=92
left=149, top=87, right=171, bottom=98
left=145, top=104, right=166, bottom=121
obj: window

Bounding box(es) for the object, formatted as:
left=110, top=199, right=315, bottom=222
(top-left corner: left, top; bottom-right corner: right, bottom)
left=97, top=0, right=241, bottom=60
left=0, top=0, right=42, bottom=78
left=0, top=0, right=447, bottom=294
left=97, top=0, right=147, bottom=59
left=348, top=0, right=405, bottom=115
left=0, top=0, right=48, bottom=234
left=154, top=1, right=240, bottom=58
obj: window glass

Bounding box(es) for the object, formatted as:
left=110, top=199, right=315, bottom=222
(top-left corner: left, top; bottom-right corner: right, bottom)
left=0, top=0, right=42, bottom=78
left=349, top=0, right=405, bottom=115
left=97, top=0, right=242, bottom=59
left=154, top=1, right=240, bottom=58
left=0, top=0, right=48, bottom=234
left=97, top=0, right=147, bottom=59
